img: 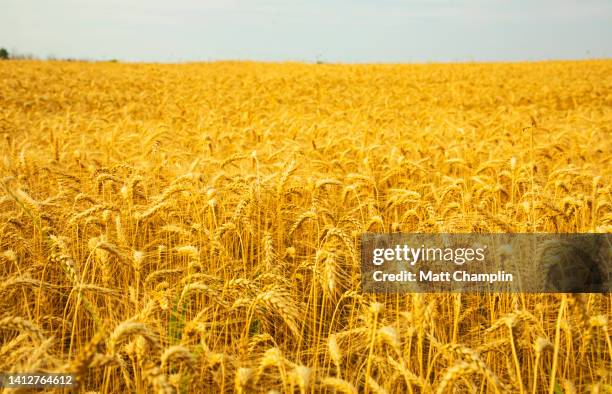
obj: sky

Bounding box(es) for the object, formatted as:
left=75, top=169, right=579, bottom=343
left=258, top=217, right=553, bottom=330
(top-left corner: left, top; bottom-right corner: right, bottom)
left=1, top=0, right=611, bottom=63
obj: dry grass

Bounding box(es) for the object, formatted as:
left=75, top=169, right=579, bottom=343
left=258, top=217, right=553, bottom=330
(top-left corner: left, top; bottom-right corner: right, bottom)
left=0, top=59, right=611, bottom=393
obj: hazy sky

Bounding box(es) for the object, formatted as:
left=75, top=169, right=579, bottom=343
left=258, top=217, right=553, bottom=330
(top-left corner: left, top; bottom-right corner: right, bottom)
left=2, top=0, right=611, bottom=63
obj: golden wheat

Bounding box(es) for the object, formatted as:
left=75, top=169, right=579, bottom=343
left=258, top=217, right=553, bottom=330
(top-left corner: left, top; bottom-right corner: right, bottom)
left=0, top=59, right=610, bottom=392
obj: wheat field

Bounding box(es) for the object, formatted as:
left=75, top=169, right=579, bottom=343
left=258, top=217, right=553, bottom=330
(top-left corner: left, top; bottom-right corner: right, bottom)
left=0, top=60, right=611, bottom=393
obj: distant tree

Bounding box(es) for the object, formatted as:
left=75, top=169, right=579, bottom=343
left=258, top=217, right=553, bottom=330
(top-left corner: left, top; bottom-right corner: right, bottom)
left=0, top=48, right=9, bottom=60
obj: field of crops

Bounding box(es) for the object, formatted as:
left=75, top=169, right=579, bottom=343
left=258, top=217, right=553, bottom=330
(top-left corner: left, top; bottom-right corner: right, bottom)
left=1, top=60, right=611, bottom=393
